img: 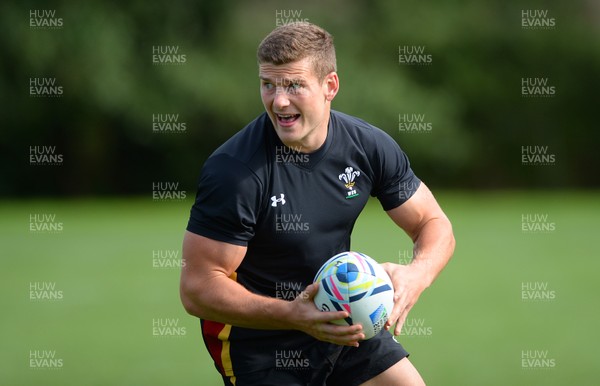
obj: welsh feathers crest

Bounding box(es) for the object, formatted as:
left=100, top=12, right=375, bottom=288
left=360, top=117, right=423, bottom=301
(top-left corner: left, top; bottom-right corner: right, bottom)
left=339, top=167, right=360, bottom=189
left=339, top=167, right=360, bottom=199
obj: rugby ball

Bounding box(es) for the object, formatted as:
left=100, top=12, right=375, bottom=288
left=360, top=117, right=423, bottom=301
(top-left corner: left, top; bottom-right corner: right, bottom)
left=313, top=251, right=394, bottom=340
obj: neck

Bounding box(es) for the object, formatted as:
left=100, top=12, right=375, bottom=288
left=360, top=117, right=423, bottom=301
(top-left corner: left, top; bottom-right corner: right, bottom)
left=286, top=112, right=330, bottom=153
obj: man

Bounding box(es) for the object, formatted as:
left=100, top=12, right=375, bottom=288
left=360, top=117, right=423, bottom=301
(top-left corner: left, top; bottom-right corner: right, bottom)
left=180, top=22, right=455, bottom=386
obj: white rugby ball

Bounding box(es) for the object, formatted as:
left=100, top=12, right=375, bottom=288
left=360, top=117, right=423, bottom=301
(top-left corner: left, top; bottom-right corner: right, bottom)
left=313, top=251, right=394, bottom=339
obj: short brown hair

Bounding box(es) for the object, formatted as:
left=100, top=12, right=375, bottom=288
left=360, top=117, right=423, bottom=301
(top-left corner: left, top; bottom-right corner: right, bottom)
left=257, top=22, right=337, bottom=81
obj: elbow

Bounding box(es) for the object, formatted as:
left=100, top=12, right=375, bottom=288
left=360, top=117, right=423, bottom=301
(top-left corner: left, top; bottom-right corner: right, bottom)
left=449, top=233, right=456, bottom=260
left=179, top=280, right=208, bottom=319
left=180, top=293, right=198, bottom=317
left=446, top=217, right=456, bottom=257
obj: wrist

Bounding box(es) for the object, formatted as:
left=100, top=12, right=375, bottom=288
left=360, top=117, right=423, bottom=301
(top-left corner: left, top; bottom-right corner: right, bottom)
left=409, top=258, right=433, bottom=288
left=268, top=296, right=297, bottom=330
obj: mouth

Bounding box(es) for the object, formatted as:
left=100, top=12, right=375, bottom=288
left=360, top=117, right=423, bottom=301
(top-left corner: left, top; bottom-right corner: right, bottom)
left=275, top=113, right=301, bottom=127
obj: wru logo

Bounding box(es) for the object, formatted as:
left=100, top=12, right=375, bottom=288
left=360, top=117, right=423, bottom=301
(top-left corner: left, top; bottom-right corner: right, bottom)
left=339, top=167, right=360, bottom=199
left=339, top=167, right=360, bottom=189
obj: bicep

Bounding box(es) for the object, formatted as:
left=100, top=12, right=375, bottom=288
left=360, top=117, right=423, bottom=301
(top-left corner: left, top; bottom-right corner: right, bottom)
left=385, top=183, right=447, bottom=241
left=181, top=231, right=247, bottom=284
left=180, top=231, right=248, bottom=316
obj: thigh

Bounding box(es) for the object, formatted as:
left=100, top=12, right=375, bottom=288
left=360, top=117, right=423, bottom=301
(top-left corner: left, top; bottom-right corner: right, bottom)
left=359, top=357, right=425, bottom=386
left=326, top=330, right=409, bottom=386
left=225, top=334, right=343, bottom=386
left=222, top=368, right=307, bottom=386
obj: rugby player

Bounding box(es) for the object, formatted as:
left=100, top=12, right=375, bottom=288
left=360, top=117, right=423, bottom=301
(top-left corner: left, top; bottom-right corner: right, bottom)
left=181, top=22, right=455, bottom=386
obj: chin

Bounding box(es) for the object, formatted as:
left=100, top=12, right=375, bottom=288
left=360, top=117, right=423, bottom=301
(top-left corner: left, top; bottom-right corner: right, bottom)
left=277, top=131, right=301, bottom=143
left=276, top=129, right=304, bottom=146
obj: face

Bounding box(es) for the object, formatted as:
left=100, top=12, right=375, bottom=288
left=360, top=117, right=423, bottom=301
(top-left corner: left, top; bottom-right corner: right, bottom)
left=259, top=57, right=339, bottom=152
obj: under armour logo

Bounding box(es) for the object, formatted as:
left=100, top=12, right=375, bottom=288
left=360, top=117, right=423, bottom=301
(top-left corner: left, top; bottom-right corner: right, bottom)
left=271, top=193, right=286, bottom=207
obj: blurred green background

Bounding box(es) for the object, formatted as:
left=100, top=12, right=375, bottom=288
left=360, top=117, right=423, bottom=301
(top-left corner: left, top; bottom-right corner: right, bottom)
left=1, top=0, right=598, bottom=194
left=2, top=195, right=600, bottom=385
left=1, top=0, right=599, bottom=385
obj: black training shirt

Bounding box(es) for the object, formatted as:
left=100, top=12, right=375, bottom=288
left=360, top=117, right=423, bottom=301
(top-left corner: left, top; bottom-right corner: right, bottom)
left=186, top=110, right=420, bottom=375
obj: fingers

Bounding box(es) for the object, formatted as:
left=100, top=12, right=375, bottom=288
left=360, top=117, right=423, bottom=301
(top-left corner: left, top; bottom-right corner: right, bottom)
left=318, top=322, right=365, bottom=346
left=296, top=282, right=365, bottom=346
left=385, top=291, right=405, bottom=329
left=312, top=308, right=365, bottom=345
left=321, top=322, right=363, bottom=337
left=299, top=282, right=318, bottom=301
left=394, top=310, right=409, bottom=336
left=313, top=309, right=350, bottom=323
left=385, top=290, right=413, bottom=336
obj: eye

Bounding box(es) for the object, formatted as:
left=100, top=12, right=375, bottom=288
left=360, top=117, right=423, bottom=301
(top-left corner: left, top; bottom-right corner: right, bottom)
left=288, top=82, right=303, bottom=94
left=261, top=81, right=274, bottom=91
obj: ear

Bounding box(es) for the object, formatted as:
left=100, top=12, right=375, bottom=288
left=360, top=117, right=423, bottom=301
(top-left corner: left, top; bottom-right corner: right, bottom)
left=323, top=72, right=339, bottom=101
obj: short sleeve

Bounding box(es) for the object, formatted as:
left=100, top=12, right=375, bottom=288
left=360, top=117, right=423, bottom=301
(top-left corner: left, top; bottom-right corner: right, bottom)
left=370, top=130, right=421, bottom=211
left=186, top=154, right=263, bottom=246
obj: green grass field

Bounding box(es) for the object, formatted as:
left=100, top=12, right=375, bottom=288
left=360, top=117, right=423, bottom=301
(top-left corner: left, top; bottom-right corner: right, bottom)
left=1, top=192, right=599, bottom=385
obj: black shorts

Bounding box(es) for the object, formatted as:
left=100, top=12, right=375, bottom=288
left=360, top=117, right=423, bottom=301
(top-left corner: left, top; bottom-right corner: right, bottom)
left=220, top=330, right=408, bottom=386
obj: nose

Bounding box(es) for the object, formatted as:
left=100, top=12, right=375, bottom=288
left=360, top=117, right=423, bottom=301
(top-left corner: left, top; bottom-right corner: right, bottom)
left=273, top=88, right=291, bottom=110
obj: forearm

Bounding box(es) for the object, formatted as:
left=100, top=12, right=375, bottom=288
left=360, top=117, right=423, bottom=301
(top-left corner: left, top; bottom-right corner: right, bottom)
left=181, top=273, right=295, bottom=330
left=410, top=216, right=455, bottom=287
left=179, top=233, right=359, bottom=344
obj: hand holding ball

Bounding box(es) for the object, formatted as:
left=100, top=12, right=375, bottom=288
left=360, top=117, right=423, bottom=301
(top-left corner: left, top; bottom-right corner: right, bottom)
left=313, top=251, right=395, bottom=340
